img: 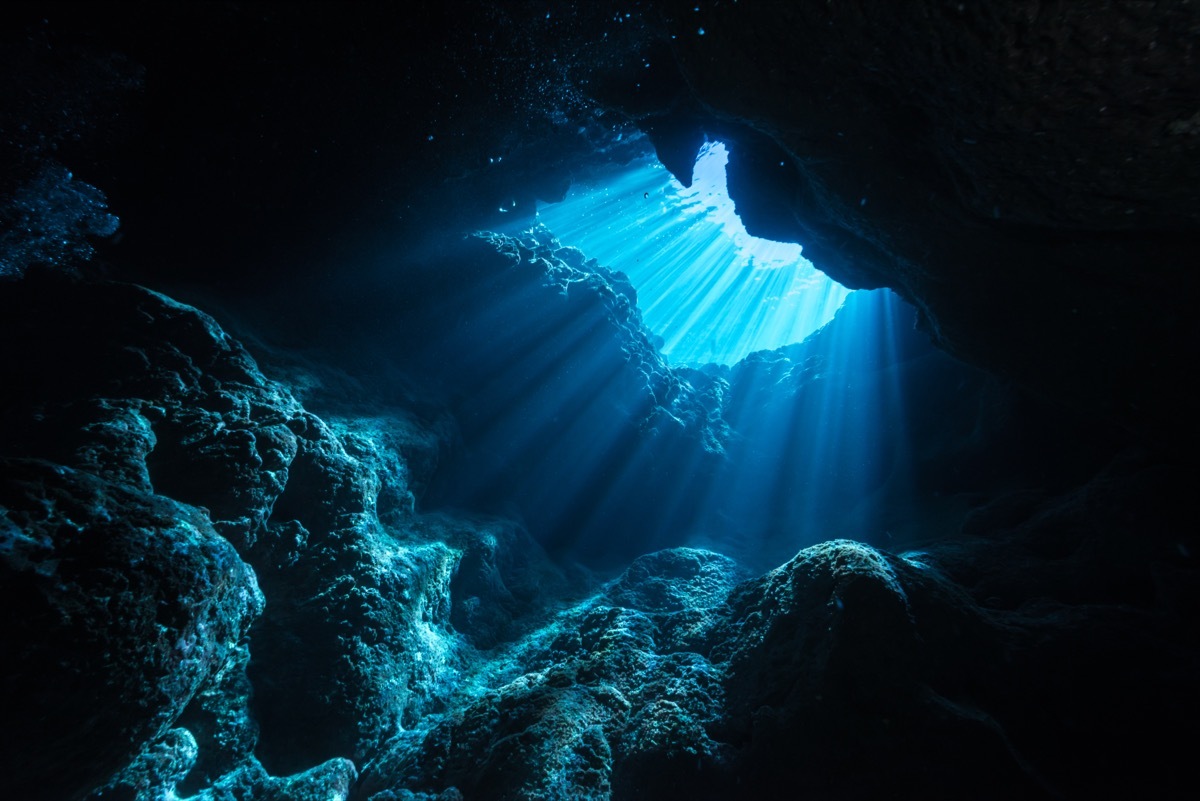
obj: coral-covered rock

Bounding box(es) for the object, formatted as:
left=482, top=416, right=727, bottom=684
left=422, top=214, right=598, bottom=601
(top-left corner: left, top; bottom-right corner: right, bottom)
left=605, top=548, right=742, bottom=613
left=2, top=269, right=1196, bottom=800
left=362, top=527, right=1200, bottom=800
left=0, top=272, right=589, bottom=798
left=0, top=271, right=302, bottom=552
left=4, top=6, right=1198, bottom=798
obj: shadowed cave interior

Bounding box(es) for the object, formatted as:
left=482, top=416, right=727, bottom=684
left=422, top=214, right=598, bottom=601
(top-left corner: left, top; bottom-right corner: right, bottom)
left=2, top=3, right=1198, bottom=801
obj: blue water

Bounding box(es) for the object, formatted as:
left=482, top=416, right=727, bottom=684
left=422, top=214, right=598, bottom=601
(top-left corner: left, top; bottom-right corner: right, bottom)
left=535, top=142, right=852, bottom=365
left=414, top=140, right=957, bottom=568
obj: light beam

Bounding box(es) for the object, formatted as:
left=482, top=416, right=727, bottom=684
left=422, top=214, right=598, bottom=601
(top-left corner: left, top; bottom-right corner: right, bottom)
left=536, top=141, right=852, bottom=365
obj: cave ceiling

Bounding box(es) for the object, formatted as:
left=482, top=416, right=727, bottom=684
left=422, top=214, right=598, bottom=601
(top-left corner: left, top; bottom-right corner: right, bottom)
left=6, top=1, right=1195, bottom=444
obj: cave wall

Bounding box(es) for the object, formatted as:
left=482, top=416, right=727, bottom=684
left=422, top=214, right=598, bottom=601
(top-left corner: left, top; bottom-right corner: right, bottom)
left=7, top=1, right=1195, bottom=451
left=3, top=2, right=1200, bottom=800
left=592, top=1, right=1200, bottom=445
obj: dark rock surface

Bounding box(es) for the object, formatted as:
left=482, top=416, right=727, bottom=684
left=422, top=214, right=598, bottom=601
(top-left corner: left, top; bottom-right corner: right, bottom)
left=1, top=264, right=1197, bottom=800
left=0, top=457, right=262, bottom=801
left=362, top=529, right=1198, bottom=800
left=601, top=1, right=1200, bottom=446
left=7, top=1, right=1194, bottom=442
left=2, top=2, right=1199, bottom=800
left=0, top=274, right=576, bottom=798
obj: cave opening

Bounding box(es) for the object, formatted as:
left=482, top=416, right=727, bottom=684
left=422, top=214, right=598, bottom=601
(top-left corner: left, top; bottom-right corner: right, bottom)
left=5, top=5, right=1197, bottom=799
left=413, top=135, right=945, bottom=572
left=535, top=140, right=853, bottom=366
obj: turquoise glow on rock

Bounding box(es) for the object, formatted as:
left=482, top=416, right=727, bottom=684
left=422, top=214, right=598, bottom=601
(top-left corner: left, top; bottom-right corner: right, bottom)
left=536, top=141, right=852, bottom=365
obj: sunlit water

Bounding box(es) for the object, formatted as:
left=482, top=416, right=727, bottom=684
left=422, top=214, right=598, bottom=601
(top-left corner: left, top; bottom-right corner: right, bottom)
left=536, top=142, right=852, bottom=365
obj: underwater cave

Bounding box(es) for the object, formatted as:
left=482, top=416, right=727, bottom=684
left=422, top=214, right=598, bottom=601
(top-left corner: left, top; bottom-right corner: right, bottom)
left=2, top=3, right=1199, bottom=801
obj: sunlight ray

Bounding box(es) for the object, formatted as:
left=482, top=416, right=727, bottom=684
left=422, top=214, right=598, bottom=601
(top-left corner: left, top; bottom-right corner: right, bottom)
left=536, top=142, right=853, bottom=364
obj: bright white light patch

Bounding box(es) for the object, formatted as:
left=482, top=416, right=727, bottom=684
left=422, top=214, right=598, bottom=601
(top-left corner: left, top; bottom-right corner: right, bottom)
left=536, top=141, right=851, bottom=365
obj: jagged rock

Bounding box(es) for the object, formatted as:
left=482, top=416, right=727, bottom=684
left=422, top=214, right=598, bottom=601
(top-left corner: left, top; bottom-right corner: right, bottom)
left=605, top=548, right=743, bottom=613
left=246, top=412, right=574, bottom=773
left=97, top=728, right=200, bottom=801
left=0, top=458, right=263, bottom=801
left=0, top=272, right=582, bottom=797
left=362, top=527, right=1200, bottom=800
left=4, top=260, right=1195, bottom=801
left=191, top=756, right=358, bottom=801
left=0, top=270, right=302, bottom=552
left=3, top=7, right=1199, bottom=798
left=445, top=513, right=576, bottom=651
left=1, top=269, right=1196, bottom=801
left=706, top=540, right=1039, bottom=799
left=358, top=547, right=739, bottom=800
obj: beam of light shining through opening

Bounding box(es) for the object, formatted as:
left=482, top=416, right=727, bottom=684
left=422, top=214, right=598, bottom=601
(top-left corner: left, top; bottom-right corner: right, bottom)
left=676, top=289, right=928, bottom=570
left=535, top=142, right=853, bottom=365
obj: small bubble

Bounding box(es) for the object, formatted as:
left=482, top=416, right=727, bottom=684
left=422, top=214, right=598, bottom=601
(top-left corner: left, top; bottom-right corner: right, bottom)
left=698, top=27, right=706, bottom=35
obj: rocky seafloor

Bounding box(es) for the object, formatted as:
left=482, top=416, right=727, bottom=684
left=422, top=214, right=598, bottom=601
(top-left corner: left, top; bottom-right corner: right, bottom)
left=3, top=227, right=1196, bottom=801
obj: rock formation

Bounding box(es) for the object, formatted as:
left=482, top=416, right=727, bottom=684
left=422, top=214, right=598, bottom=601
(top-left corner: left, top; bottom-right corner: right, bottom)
left=2, top=2, right=1198, bottom=800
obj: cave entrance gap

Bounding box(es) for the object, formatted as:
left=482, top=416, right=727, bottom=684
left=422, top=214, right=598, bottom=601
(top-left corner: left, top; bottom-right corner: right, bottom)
left=535, top=141, right=852, bottom=365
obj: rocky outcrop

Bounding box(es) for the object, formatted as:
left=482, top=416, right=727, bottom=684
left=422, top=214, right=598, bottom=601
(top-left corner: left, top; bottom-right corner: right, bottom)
left=356, top=547, right=742, bottom=801
left=1, top=269, right=1196, bottom=800
left=3, top=4, right=1199, bottom=799
left=0, top=272, right=573, bottom=799
left=0, top=457, right=262, bottom=801
left=361, top=524, right=1199, bottom=800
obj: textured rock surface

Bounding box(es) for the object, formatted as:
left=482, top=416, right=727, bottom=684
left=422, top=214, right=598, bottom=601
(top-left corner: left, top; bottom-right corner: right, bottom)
left=2, top=3, right=1199, bottom=800
left=361, top=527, right=1199, bottom=800
left=0, top=273, right=574, bottom=798
left=0, top=458, right=262, bottom=801
left=357, top=547, right=742, bottom=801
left=1, top=270, right=1196, bottom=799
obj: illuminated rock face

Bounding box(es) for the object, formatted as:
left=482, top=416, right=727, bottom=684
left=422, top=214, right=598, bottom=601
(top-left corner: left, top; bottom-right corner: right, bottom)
left=1, top=266, right=1195, bottom=801
left=2, top=3, right=1199, bottom=800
